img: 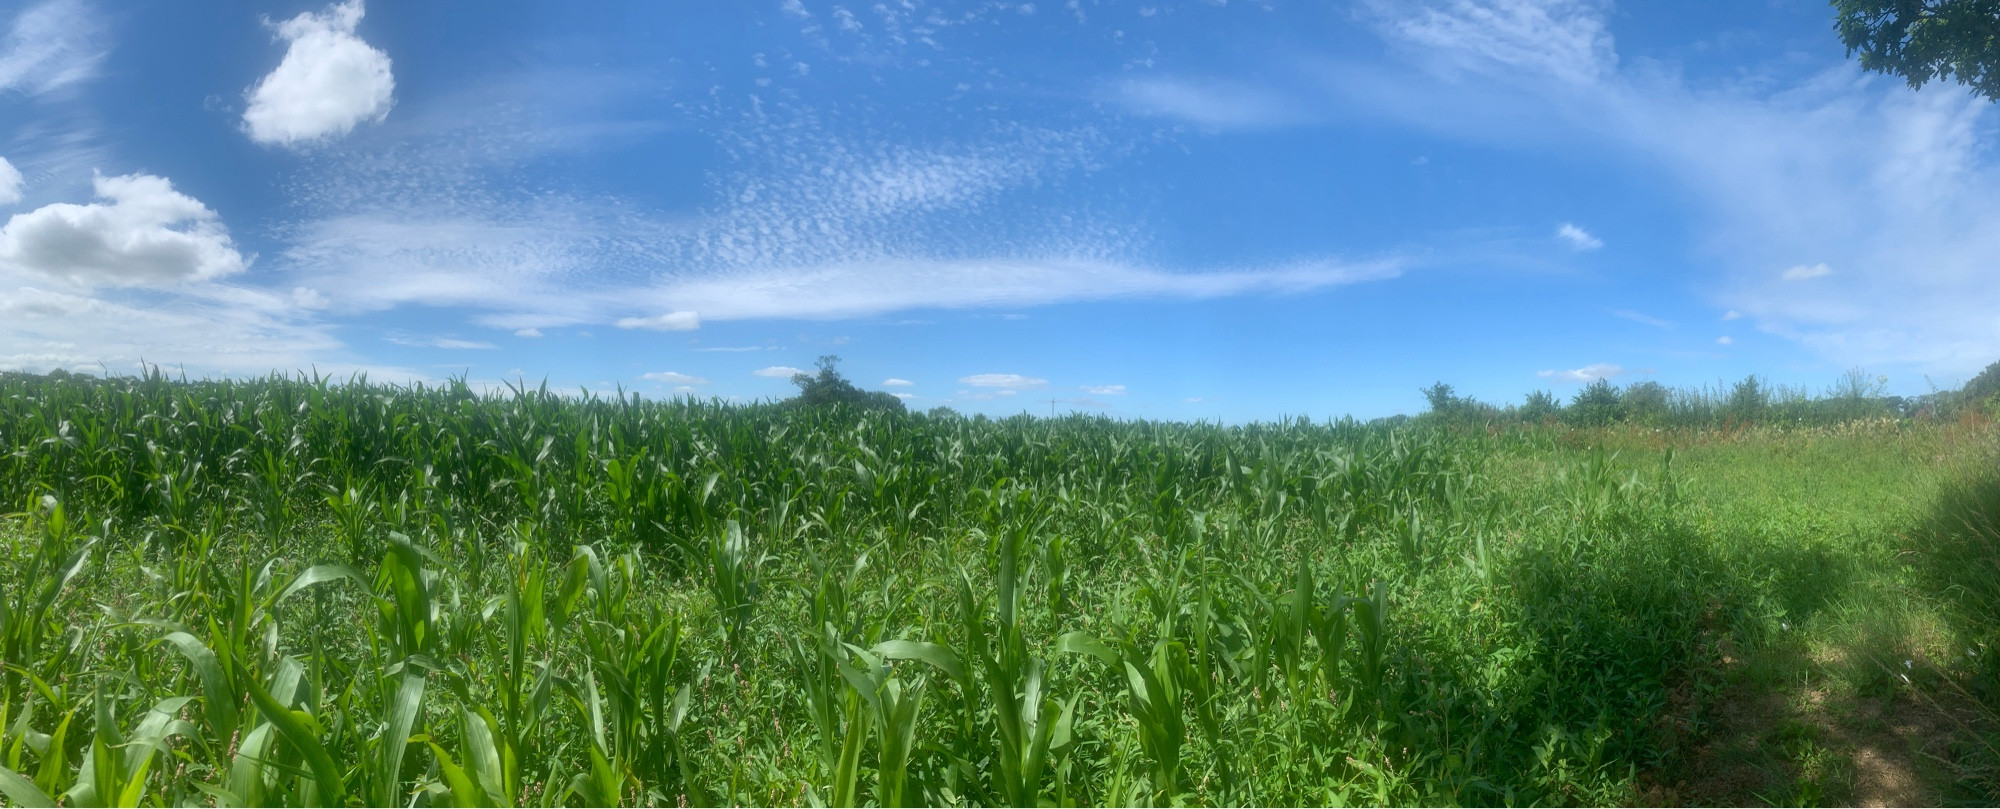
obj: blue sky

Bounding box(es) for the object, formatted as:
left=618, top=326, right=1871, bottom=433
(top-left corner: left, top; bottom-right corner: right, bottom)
left=2, top=0, right=1997, bottom=421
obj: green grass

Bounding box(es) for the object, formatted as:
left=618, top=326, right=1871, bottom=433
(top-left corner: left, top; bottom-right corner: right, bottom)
left=0, top=371, right=1996, bottom=806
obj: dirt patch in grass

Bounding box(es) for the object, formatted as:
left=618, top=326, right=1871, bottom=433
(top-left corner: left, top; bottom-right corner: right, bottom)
left=1646, top=650, right=1992, bottom=807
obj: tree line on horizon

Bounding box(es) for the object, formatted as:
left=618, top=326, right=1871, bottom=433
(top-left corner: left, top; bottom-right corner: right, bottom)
left=1413, top=360, right=2000, bottom=429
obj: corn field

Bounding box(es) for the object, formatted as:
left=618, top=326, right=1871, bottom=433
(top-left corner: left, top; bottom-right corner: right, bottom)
left=0, top=370, right=1821, bottom=805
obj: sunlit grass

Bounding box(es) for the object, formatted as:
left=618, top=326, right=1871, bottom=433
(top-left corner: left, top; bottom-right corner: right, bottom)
left=0, top=369, right=1995, bottom=806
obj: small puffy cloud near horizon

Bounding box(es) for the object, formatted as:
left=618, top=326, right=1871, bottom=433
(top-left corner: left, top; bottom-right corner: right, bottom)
left=882, top=378, right=913, bottom=387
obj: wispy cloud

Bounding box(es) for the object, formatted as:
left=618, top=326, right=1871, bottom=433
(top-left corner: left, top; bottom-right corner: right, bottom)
left=635, top=257, right=1403, bottom=321
left=1080, top=384, right=1126, bottom=395
left=1716, top=336, right=1733, bottom=345
left=0, top=158, right=22, bottom=205
left=640, top=371, right=706, bottom=384
left=1334, top=0, right=2000, bottom=372
left=882, top=378, right=914, bottom=386
left=961, top=373, right=1047, bottom=388
left=1537, top=363, right=1623, bottom=383
left=1111, top=76, right=1308, bottom=129
left=616, top=311, right=701, bottom=331
left=1366, top=0, right=1616, bottom=86
left=1780, top=262, right=1831, bottom=281
left=1556, top=222, right=1602, bottom=251
left=1609, top=309, right=1671, bottom=329
left=754, top=365, right=805, bottom=378
left=385, top=335, right=495, bottom=350
left=273, top=81, right=1409, bottom=334
left=0, top=0, right=108, bottom=97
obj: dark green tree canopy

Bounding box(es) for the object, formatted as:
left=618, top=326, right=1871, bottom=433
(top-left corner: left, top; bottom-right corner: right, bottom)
left=787, top=355, right=906, bottom=413
left=1834, top=0, right=2000, bottom=101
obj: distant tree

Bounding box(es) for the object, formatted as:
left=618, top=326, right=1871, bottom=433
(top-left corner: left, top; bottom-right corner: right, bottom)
left=1622, top=380, right=1670, bottom=425
left=788, top=355, right=906, bottom=413
left=1962, top=358, right=2000, bottom=412
left=1725, top=374, right=1769, bottom=422
left=1830, top=366, right=1890, bottom=400
left=1520, top=389, right=1561, bottom=423
left=1833, top=0, right=2000, bottom=102
left=1421, top=382, right=1459, bottom=416
left=1568, top=378, right=1625, bottom=427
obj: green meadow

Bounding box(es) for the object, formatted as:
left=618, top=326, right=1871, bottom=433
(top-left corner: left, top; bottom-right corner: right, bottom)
left=1, top=370, right=1997, bottom=806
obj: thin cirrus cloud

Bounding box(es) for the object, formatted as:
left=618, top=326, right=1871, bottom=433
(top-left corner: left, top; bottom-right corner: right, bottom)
left=1080, top=384, right=1126, bottom=395
left=1780, top=263, right=1832, bottom=281
left=1537, top=363, right=1624, bottom=383
left=1111, top=76, right=1310, bottom=130
left=632, top=257, right=1405, bottom=322
left=753, top=365, right=805, bottom=378
left=1291, top=0, right=2000, bottom=372
left=640, top=371, right=706, bottom=385
left=268, top=84, right=1408, bottom=333
left=1609, top=309, right=1671, bottom=329
left=0, top=0, right=109, bottom=97
left=242, top=0, right=395, bottom=147
left=961, top=373, right=1047, bottom=388
left=385, top=335, right=494, bottom=350
left=615, top=311, right=701, bottom=331
left=882, top=378, right=914, bottom=387
left=0, top=171, right=246, bottom=286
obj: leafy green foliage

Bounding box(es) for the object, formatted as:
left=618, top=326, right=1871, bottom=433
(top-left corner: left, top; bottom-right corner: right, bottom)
left=787, top=355, right=906, bottom=413
left=1834, top=0, right=2000, bottom=102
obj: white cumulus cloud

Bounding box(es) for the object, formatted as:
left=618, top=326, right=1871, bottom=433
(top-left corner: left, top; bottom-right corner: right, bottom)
left=1081, top=384, right=1126, bottom=395
left=1780, top=262, right=1832, bottom=281
left=882, top=377, right=914, bottom=386
left=641, top=371, right=707, bottom=385
left=615, top=310, right=701, bottom=331
left=242, top=0, right=395, bottom=148
left=1556, top=222, right=1603, bottom=251
left=1537, top=363, right=1624, bottom=383
left=0, top=157, right=22, bottom=205
left=0, top=172, right=246, bottom=286
left=754, top=365, right=806, bottom=378
left=961, top=373, right=1047, bottom=388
